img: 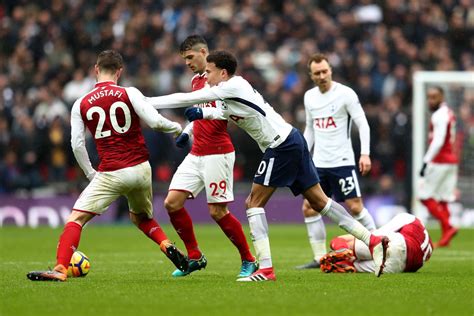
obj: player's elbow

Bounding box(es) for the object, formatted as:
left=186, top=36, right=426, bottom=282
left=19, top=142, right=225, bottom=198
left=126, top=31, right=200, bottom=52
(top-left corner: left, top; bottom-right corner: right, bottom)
left=148, top=120, right=164, bottom=131
left=71, top=140, right=85, bottom=154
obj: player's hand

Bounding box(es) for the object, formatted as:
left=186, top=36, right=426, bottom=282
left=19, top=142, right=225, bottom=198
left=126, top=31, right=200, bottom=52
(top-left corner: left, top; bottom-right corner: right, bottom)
left=359, top=154, right=371, bottom=176
left=175, top=133, right=190, bottom=148
left=184, top=107, right=203, bottom=121
left=419, top=162, right=427, bottom=177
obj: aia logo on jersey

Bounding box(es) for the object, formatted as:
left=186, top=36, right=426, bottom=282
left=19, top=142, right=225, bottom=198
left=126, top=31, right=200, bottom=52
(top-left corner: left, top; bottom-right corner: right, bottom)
left=314, top=117, right=337, bottom=129
left=197, top=102, right=215, bottom=108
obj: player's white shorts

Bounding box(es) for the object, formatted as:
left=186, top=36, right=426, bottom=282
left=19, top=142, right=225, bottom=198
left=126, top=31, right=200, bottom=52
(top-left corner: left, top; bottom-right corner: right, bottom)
left=169, top=152, right=235, bottom=203
left=354, top=232, right=407, bottom=273
left=418, top=163, right=458, bottom=201
left=73, top=161, right=153, bottom=218
left=354, top=214, right=417, bottom=273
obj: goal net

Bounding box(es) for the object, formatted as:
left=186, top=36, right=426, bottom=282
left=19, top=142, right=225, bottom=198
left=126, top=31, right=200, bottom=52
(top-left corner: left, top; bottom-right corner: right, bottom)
left=412, top=71, right=474, bottom=226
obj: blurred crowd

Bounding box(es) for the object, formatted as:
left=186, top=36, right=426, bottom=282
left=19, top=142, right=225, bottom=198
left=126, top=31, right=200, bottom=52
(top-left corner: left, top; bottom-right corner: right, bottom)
left=0, top=0, right=473, bottom=206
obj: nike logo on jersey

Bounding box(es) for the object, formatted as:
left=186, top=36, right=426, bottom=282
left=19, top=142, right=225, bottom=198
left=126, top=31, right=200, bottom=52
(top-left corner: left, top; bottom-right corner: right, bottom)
left=313, top=117, right=337, bottom=129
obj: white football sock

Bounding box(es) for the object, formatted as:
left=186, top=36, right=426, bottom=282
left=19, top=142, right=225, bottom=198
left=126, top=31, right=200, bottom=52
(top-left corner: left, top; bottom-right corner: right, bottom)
left=319, top=199, right=371, bottom=246
left=304, top=214, right=327, bottom=261
left=246, top=207, right=272, bottom=269
left=353, top=208, right=376, bottom=232
left=354, top=238, right=372, bottom=260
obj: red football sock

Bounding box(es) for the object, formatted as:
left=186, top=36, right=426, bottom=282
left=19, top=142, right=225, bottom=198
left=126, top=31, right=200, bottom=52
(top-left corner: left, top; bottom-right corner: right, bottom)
left=438, top=201, right=453, bottom=232
left=330, top=237, right=350, bottom=251
left=56, top=221, right=82, bottom=268
left=217, top=212, right=255, bottom=262
left=169, top=207, right=201, bottom=259
left=421, top=198, right=450, bottom=232
left=138, top=218, right=168, bottom=245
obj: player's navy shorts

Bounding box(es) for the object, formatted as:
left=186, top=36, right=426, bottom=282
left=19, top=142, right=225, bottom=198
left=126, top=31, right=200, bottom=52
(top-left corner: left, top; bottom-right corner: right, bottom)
left=316, top=166, right=361, bottom=202
left=253, top=128, right=320, bottom=196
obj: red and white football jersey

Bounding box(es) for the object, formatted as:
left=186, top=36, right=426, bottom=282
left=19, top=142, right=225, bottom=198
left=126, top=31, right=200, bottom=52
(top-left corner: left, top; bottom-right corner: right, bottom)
left=426, top=104, right=458, bottom=164
left=190, top=73, right=234, bottom=156
left=398, top=218, right=433, bottom=272
left=78, top=81, right=149, bottom=171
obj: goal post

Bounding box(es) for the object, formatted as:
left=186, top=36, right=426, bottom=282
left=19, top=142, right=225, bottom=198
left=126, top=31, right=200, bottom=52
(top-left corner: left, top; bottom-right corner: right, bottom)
left=412, top=71, right=474, bottom=220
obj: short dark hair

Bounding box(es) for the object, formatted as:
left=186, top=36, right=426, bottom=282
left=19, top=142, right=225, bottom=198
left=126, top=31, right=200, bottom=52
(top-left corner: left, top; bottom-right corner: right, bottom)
left=179, top=35, right=208, bottom=53
left=307, top=53, right=330, bottom=69
left=97, top=50, right=123, bottom=73
left=429, top=85, right=444, bottom=96
left=206, top=51, right=237, bottom=76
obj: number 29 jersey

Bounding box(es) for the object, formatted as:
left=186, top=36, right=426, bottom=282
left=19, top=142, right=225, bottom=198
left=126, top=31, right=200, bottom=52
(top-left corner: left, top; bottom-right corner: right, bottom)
left=73, top=81, right=149, bottom=172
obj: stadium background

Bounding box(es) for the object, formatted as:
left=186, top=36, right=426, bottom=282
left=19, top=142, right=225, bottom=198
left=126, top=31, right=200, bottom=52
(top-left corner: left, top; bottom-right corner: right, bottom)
left=0, top=0, right=473, bottom=227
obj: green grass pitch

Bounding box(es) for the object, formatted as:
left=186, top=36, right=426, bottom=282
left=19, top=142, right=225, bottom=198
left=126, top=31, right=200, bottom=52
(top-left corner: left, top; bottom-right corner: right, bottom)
left=1, top=224, right=473, bottom=316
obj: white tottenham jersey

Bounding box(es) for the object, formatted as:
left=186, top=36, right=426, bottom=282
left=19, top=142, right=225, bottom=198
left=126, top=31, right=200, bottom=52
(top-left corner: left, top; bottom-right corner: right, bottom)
left=148, top=76, right=293, bottom=152
left=303, top=82, right=370, bottom=168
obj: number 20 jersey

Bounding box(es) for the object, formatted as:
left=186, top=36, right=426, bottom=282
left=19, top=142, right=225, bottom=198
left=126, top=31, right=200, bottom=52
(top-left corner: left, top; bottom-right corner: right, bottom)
left=76, top=81, right=149, bottom=172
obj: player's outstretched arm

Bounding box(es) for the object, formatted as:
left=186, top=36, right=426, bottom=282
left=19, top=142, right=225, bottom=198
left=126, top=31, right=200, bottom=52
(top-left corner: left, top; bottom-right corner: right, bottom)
left=146, top=87, right=221, bottom=110
left=126, top=87, right=182, bottom=135
left=71, top=99, right=96, bottom=181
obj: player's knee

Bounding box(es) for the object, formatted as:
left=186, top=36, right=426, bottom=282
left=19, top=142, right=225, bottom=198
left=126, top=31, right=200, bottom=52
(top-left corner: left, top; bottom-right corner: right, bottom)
left=245, top=193, right=264, bottom=209
left=346, top=198, right=363, bottom=215
left=308, top=200, right=327, bottom=213
left=302, top=201, right=318, bottom=217
left=330, top=236, right=351, bottom=250
left=67, top=211, right=94, bottom=226
left=164, top=196, right=183, bottom=213
left=209, top=205, right=228, bottom=221
left=129, top=212, right=148, bottom=226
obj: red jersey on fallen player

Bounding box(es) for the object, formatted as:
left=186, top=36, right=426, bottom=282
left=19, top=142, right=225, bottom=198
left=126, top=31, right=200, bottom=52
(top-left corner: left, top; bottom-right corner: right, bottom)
left=399, top=218, right=433, bottom=272
left=79, top=81, right=149, bottom=171
left=190, top=73, right=234, bottom=156
left=429, top=104, right=458, bottom=164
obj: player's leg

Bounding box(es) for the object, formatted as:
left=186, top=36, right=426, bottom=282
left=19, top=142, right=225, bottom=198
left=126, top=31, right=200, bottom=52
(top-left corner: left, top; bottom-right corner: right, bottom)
left=328, top=166, right=376, bottom=231
left=237, top=183, right=277, bottom=282
left=130, top=212, right=188, bottom=272
left=127, top=162, right=188, bottom=272
left=346, top=197, right=376, bottom=231
left=164, top=190, right=202, bottom=260
left=436, top=164, right=459, bottom=247
left=419, top=163, right=449, bottom=235
left=204, top=152, right=257, bottom=277
left=303, top=184, right=389, bottom=276
left=209, top=203, right=257, bottom=276
left=165, top=154, right=204, bottom=260
left=296, top=199, right=327, bottom=269
left=27, top=171, right=120, bottom=281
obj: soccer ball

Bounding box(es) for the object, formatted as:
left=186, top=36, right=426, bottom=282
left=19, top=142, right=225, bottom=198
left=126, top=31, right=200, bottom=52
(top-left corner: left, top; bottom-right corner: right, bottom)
left=67, top=251, right=91, bottom=277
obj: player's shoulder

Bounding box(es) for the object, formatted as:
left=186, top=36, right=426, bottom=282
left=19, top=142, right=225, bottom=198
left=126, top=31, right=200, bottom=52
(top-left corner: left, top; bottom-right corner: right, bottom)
left=334, top=81, right=356, bottom=95
left=191, top=73, right=205, bottom=81
left=217, top=75, right=248, bottom=91
left=227, top=75, right=247, bottom=85
left=305, top=86, right=321, bottom=97
left=432, top=104, right=450, bottom=121
left=75, top=86, right=99, bottom=107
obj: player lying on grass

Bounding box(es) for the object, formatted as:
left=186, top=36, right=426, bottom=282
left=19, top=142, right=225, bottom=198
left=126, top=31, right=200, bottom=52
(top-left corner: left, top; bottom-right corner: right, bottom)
left=27, top=50, right=188, bottom=281
left=320, top=213, right=433, bottom=273
left=147, top=50, right=390, bottom=281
